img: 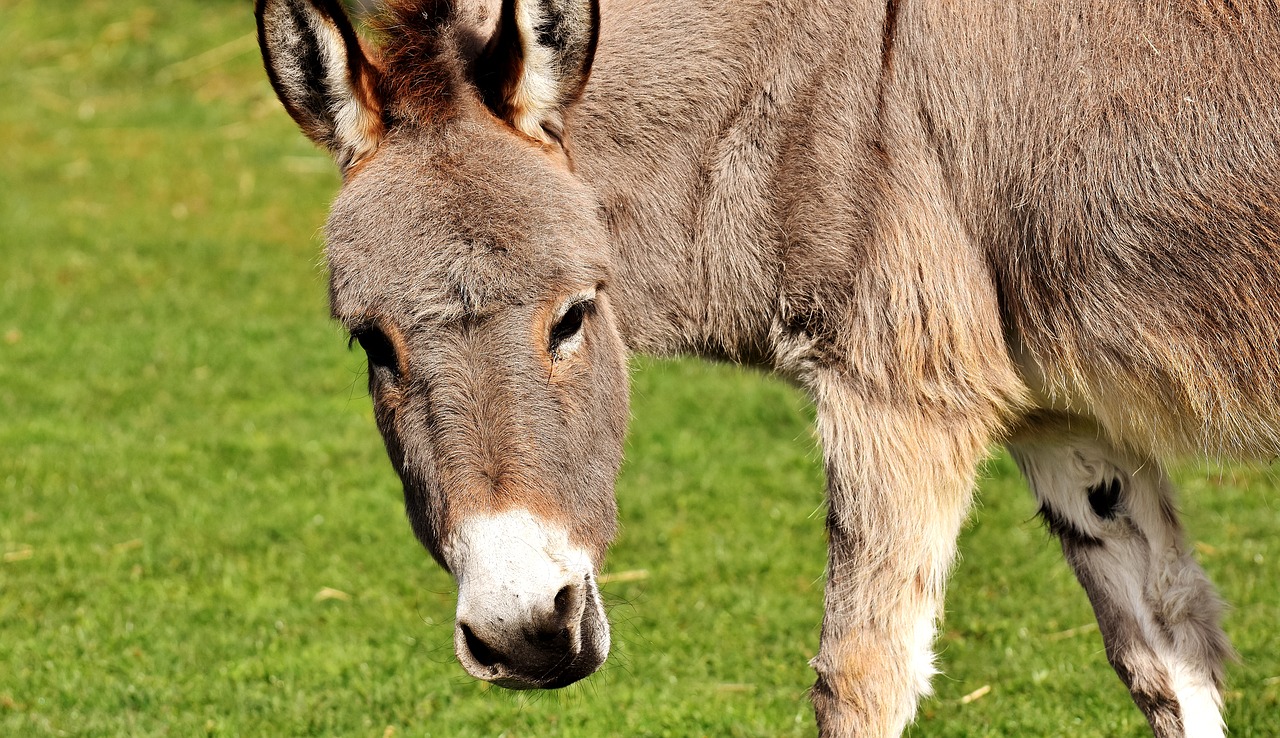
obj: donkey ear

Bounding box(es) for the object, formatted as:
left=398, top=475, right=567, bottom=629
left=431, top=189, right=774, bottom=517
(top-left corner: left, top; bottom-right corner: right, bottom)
left=478, top=0, right=600, bottom=146
left=256, top=0, right=384, bottom=171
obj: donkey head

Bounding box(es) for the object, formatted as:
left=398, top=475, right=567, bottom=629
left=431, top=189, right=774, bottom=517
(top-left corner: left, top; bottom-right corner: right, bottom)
left=256, top=0, right=627, bottom=689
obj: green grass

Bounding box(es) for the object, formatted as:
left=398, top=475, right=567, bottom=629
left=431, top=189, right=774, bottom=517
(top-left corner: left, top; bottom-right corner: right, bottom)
left=2, top=2, right=1277, bottom=736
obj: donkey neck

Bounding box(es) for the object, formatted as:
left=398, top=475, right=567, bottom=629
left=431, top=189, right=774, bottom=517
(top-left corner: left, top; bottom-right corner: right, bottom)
left=570, top=0, right=872, bottom=365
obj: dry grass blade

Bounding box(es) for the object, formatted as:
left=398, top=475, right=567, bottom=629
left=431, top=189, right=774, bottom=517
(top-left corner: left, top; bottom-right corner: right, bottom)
left=158, top=33, right=258, bottom=83
left=1046, top=622, right=1098, bottom=641
left=959, top=685, right=991, bottom=705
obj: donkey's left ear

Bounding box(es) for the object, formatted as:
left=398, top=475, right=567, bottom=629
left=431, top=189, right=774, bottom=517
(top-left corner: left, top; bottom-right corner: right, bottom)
left=477, top=0, right=600, bottom=147
left=256, top=0, right=383, bottom=172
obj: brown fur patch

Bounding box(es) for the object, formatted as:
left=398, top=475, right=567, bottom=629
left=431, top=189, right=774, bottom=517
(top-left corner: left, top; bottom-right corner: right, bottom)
left=372, top=0, right=473, bottom=125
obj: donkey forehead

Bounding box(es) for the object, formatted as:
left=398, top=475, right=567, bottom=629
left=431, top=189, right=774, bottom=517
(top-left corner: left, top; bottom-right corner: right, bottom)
left=324, top=130, right=609, bottom=323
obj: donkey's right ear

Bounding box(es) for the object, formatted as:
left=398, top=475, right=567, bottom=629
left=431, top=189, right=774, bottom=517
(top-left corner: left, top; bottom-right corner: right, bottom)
left=256, top=0, right=384, bottom=172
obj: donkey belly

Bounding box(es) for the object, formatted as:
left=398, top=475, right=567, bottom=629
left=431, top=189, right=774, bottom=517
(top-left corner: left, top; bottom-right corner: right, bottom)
left=1002, top=223, right=1280, bottom=459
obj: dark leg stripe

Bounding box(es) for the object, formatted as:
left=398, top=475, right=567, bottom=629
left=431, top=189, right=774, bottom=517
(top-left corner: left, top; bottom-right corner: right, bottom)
left=1038, top=499, right=1104, bottom=547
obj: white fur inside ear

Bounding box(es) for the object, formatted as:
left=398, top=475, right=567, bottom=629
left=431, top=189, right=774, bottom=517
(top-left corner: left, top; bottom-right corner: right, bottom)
left=307, top=8, right=380, bottom=166
left=263, top=0, right=380, bottom=168
left=509, top=0, right=565, bottom=143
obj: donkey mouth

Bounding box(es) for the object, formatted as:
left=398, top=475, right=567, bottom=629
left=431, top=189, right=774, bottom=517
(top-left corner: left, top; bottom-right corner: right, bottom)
left=485, top=642, right=605, bottom=690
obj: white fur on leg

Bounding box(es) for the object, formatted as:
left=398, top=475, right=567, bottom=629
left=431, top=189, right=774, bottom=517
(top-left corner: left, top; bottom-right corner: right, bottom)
left=1012, top=432, right=1231, bottom=737
left=1129, top=468, right=1227, bottom=738
left=1165, top=657, right=1226, bottom=738
left=909, top=610, right=940, bottom=700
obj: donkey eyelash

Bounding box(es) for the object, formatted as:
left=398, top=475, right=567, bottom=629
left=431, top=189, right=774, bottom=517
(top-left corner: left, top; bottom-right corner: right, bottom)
left=346, top=319, right=376, bottom=349
left=552, top=291, right=597, bottom=320
left=347, top=329, right=372, bottom=352
left=552, top=299, right=594, bottom=335
left=561, top=296, right=596, bottom=318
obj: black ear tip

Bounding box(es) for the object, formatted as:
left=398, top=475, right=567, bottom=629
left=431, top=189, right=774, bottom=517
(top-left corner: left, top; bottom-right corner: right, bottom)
left=582, top=0, right=602, bottom=77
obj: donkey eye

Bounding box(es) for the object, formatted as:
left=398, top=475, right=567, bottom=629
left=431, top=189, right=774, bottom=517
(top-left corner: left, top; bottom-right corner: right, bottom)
left=352, top=327, right=400, bottom=381
left=549, top=300, right=593, bottom=358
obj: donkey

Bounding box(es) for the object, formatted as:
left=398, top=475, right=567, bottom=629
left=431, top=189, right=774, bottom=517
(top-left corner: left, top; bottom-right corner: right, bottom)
left=255, top=0, right=1280, bottom=735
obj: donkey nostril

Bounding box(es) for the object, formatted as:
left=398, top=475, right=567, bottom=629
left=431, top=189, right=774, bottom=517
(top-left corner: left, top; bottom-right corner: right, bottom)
left=553, top=585, right=572, bottom=618
left=530, top=585, right=578, bottom=645
left=460, top=623, right=504, bottom=669
left=535, top=626, right=571, bottom=645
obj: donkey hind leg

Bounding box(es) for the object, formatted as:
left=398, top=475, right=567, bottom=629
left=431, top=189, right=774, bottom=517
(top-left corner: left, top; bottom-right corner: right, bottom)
left=1009, top=435, right=1232, bottom=738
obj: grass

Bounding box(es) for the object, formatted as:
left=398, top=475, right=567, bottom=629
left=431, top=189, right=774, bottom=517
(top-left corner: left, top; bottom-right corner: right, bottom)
left=1, top=1, right=1278, bottom=736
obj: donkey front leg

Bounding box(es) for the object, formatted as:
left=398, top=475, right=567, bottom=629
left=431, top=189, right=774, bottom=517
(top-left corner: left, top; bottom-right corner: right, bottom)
left=1009, top=428, right=1233, bottom=738
left=808, top=377, right=994, bottom=737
